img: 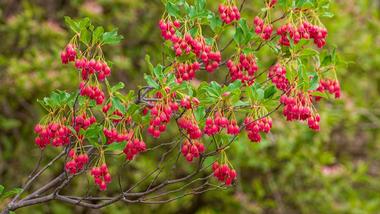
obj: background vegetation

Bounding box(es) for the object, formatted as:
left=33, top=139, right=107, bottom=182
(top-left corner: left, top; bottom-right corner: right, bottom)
left=0, top=0, right=379, bottom=213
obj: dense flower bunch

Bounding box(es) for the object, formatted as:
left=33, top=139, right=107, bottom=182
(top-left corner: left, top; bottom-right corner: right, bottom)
left=79, top=82, right=105, bottom=105
left=72, top=113, right=96, bottom=132
left=158, top=19, right=181, bottom=42
left=123, top=138, right=147, bottom=160
left=34, top=123, right=71, bottom=149
left=30, top=0, right=340, bottom=195
left=181, top=140, right=205, bottom=162
left=204, top=112, right=239, bottom=136
left=175, top=61, right=200, bottom=83
left=244, top=117, right=272, bottom=143
left=177, top=114, right=203, bottom=139
left=65, top=149, right=89, bottom=174
left=277, top=21, right=328, bottom=48
left=60, top=44, right=77, bottom=64
left=218, top=2, right=241, bottom=24
left=147, top=90, right=179, bottom=138
left=159, top=20, right=222, bottom=74
left=317, top=79, right=341, bottom=99
left=280, top=92, right=321, bottom=131
left=268, top=64, right=290, bottom=91
left=227, top=53, right=259, bottom=85
left=212, top=162, right=237, bottom=186
left=90, top=164, right=112, bottom=191
left=75, top=58, right=111, bottom=81
left=180, top=96, right=200, bottom=109
left=103, top=128, right=133, bottom=144
left=254, top=16, right=273, bottom=40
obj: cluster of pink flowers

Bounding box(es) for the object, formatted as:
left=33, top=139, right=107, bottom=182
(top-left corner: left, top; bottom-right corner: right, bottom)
left=65, top=149, right=89, bottom=174
left=181, top=140, right=205, bottom=162
left=91, top=164, right=111, bottom=191
left=212, top=162, right=237, bottom=186
left=34, top=123, right=71, bottom=149
left=218, top=3, right=240, bottom=24
left=244, top=117, right=272, bottom=143
left=227, top=53, right=259, bottom=85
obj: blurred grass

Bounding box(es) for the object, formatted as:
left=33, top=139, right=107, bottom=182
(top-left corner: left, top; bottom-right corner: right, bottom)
left=0, top=0, right=380, bottom=213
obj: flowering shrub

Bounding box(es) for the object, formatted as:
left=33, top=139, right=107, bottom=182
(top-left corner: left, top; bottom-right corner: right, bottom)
left=35, top=0, right=340, bottom=190
left=2, top=0, right=341, bottom=212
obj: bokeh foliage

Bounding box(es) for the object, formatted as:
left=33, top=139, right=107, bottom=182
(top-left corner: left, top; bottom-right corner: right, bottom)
left=0, top=0, right=379, bottom=213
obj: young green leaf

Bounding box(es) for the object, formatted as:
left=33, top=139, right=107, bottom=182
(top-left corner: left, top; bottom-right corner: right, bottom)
left=144, top=74, right=160, bottom=89
left=145, top=55, right=154, bottom=74
left=264, top=86, right=277, bottom=99
left=64, top=16, right=81, bottom=33
left=102, top=29, right=123, bottom=45
left=92, top=26, right=104, bottom=45
left=0, top=185, right=4, bottom=196
left=166, top=2, right=180, bottom=18
left=111, top=82, right=125, bottom=93
left=80, top=28, right=91, bottom=46
left=106, top=141, right=127, bottom=152
left=309, top=74, right=320, bottom=90
left=0, top=188, right=22, bottom=200
left=111, top=96, right=126, bottom=114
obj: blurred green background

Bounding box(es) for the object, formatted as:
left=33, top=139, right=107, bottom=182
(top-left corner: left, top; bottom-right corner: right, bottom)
left=1, top=0, right=380, bottom=213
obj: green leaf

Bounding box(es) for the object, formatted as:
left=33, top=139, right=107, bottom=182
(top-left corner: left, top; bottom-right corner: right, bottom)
left=67, top=126, right=77, bottom=135
left=208, top=81, right=222, bottom=98
left=127, top=103, right=140, bottom=116
left=145, top=55, right=154, bottom=74
left=198, top=82, right=219, bottom=104
left=194, top=106, right=206, bottom=123
left=264, top=86, right=277, bottom=99
left=321, top=55, right=332, bottom=66
left=153, top=65, right=164, bottom=79
left=242, top=47, right=256, bottom=55
left=102, top=29, right=123, bottom=45
left=233, top=100, right=249, bottom=107
left=144, top=74, right=160, bottom=89
left=310, top=91, right=329, bottom=99
left=92, top=26, right=104, bottom=45
left=64, top=16, right=80, bottom=33
left=188, top=28, right=198, bottom=37
left=296, top=0, right=306, bottom=7
left=205, top=37, right=215, bottom=46
left=111, top=82, right=125, bottom=93
left=229, top=88, right=241, bottom=104
left=108, top=114, right=123, bottom=120
left=37, top=90, right=73, bottom=110
left=208, top=13, right=222, bottom=32
left=80, top=28, right=91, bottom=46
left=196, top=0, right=206, bottom=10
left=257, top=88, right=265, bottom=100
left=0, top=185, right=4, bottom=196
left=1, top=188, right=22, bottom=199
left=226, top=80, right=242, bottom=91
left=78, top=17, right=91, bottom=30
left=166, top=2, right=180, bottom=18
left=300, top=48, right=319, bottom=58
left=278, top=0, right=292, bottom=9
left=234, top=19, right=254, bottom=45
left=234, top=27, right=244, bottom=45
left=246, top=85, right=255, bottom=101
left=82, top=124, right=102, bottom=146
left=111, top=96, right=126, bottom=114
left=309, top=74, right=320, bottom=90
left=210, top=81, right=222, bottom=92
left=106, top=141, right=127, bottom=152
